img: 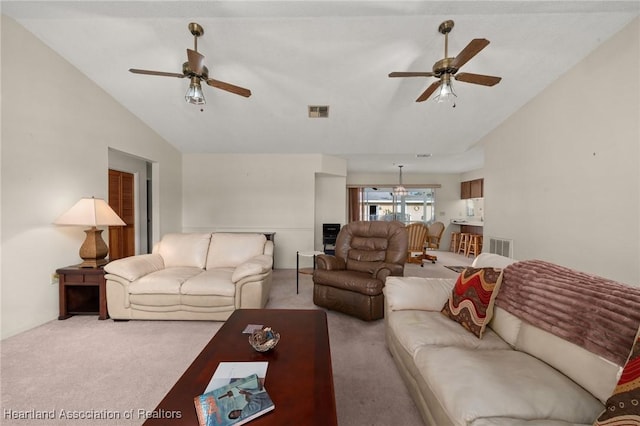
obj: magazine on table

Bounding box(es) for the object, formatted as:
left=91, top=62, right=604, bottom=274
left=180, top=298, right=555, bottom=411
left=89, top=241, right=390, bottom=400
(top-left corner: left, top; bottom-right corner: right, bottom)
left=194, top=373, right=275, bottom=426
left=206, top=362, right=269, bottom=393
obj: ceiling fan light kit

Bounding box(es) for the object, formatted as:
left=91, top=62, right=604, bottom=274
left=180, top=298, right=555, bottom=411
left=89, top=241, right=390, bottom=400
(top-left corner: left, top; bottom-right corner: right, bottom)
left=185, top=77, right=205, bottom=105
left=389, top=20, right=501, bottom=106
left=129, top=22, right=252, bottom=105
left=434, top=73, right=457, bottom=106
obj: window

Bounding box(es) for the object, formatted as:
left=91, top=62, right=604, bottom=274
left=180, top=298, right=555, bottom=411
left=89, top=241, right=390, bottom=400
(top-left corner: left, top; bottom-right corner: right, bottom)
left=352, top=187, right=436, bottom=225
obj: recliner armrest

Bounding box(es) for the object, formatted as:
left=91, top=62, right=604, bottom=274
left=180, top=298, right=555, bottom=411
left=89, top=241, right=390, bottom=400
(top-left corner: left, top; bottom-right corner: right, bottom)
left=104, top=253, right=164, bottom=282
left=372, top=263, right=404, bottom=280
left=316, top=255, right=346, bottom=270
left=231, top=254, right=273, bottom=283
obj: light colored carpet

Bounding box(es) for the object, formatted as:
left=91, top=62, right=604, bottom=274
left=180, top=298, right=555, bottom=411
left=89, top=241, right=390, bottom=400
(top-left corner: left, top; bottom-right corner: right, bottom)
left=0, top=250, right=471, bottom=425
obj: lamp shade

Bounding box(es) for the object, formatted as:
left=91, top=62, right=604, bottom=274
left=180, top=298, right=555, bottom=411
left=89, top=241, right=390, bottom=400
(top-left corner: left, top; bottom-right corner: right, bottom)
left=54, top=197, right=125, bottom=227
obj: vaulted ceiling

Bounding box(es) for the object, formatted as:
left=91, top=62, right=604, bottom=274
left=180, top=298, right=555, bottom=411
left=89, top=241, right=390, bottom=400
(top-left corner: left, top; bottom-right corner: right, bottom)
left=3, top=1, right=638, bottom=173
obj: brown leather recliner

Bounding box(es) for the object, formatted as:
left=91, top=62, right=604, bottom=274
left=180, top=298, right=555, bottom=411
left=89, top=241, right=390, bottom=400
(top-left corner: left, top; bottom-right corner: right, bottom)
left=312, top=221, right=408, bottom=321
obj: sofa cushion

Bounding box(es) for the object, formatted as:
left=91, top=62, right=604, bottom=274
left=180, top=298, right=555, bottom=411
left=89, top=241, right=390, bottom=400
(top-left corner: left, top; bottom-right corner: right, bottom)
left=441, top=267, right=504, bottom=338
left=129, top=267, right=202, bottom=294
left=488, top=306, right=522, bottom=347
left=595, top=326, right=640, bottom=425
left=384, top=277, right=456, bottom=312
left=156, top=233, right=211, bottom=268
left=471, top=252, right=517, bottom=269
left=516, top=322, right=620, bottom=404
left=387, top=310, right=511, bottom=358
left=414, top=346, right=604, bottom=424
left=206, top=233, right=266, bottom=269
left=180, top=269, right=236, bottom=297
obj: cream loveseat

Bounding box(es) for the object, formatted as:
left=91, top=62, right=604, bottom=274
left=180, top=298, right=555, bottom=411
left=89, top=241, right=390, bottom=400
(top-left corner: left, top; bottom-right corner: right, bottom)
left=384, top=253, right=640, bottom=426
left=104, top=233, right=273, bottom=320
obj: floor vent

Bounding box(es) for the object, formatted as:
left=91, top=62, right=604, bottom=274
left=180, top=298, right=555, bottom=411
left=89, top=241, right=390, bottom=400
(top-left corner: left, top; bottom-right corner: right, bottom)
left=308, top=105, right=329, bottom=118
left=487, top=237, right=514, bottom=258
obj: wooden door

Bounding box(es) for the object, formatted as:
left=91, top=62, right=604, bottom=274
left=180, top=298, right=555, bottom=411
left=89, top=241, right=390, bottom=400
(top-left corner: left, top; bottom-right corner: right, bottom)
left=108, top=169, right=135, bottom=260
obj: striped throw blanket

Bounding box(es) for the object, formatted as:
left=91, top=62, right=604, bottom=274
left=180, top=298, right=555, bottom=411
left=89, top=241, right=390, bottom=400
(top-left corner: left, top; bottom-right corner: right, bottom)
left=496, top=260, right=640, bottom=366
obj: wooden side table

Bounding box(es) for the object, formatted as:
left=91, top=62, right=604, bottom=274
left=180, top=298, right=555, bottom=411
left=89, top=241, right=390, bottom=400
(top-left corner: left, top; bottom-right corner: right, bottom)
left=57, top=265, right=109, bottom=320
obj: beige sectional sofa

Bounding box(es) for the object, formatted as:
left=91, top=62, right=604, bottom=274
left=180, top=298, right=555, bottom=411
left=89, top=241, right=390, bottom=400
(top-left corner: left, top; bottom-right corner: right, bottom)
left=104, top=232, right=273, bottom=320
left=384, top=253, right=640, bottom=426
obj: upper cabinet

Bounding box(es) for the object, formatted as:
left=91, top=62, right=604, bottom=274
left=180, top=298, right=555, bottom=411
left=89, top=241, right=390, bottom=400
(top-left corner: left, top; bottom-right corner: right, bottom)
left=461, top=178, right=484, bottom=199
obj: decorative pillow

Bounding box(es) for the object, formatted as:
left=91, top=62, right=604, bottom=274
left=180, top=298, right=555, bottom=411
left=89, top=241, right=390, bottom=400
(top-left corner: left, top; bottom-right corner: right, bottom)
left=594, top=326, right=640, bottom=425
left=441, top=267, right=504, bottom=338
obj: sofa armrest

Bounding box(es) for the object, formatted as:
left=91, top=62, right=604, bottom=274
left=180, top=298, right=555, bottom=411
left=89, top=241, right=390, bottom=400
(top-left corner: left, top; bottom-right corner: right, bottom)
left=231, top=254, right=273, bottom=283
left=383, top=276, right=456, bottom=312
left=316, top=255, right=346, bottom=271
left=104, top=253, right=164, bottom=282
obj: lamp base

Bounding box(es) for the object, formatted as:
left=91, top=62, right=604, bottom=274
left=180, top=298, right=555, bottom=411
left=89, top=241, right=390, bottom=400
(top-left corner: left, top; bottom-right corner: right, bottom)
left=78, top=258, right=109, bottom=268
left=79, top=226, right=110, bottom=268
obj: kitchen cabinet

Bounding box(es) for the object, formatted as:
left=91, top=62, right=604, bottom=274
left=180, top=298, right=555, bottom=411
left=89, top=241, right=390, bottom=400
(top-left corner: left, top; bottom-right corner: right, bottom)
left=470, top=179, right=483, bottom=198
left=461, top=178, right=483, bottom=199
left=461, top=181, right=471, bottom=199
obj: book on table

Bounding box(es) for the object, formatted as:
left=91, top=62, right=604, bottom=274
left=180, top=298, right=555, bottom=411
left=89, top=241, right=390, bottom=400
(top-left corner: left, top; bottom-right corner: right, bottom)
left=194, top=373, right=275, bottom=426
left=206, top=362, right=269, bottom=393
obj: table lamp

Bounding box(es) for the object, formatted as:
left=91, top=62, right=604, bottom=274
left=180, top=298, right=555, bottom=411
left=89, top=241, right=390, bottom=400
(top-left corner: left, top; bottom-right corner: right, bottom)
left=54, top=197, right=126, bottom=268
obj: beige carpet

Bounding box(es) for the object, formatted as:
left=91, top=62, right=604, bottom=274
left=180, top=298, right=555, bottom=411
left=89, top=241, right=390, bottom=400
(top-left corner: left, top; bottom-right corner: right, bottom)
left=0, top=251, right=471, bottom=425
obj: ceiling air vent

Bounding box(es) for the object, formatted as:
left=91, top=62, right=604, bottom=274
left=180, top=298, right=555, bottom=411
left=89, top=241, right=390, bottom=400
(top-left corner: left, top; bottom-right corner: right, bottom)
left=308, top=105, right=329, bottom=118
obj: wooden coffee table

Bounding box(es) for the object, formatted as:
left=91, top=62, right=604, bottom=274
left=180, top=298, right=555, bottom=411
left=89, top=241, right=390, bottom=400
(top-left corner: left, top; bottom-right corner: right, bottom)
left=143, top=309, right=337, bottom=425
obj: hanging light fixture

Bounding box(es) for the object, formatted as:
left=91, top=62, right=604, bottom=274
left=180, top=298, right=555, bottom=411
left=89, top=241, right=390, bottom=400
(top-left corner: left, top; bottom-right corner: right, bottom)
left=185, top=77, right=206, bottom=105
left=393, top=165, right=408, bottom=197
left=434, top=73, right=456, bottom=106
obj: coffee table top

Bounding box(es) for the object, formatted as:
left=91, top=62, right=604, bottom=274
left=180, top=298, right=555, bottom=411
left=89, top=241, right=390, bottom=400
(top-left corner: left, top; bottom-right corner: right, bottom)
left=143, top=309, right=337, bottom=425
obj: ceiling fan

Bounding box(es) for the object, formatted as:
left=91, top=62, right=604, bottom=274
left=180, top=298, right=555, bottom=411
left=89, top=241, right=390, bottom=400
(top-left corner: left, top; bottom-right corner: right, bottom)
left=389, top=20, right=501, bottom=105
left=129, top=22, right=251, bottom=105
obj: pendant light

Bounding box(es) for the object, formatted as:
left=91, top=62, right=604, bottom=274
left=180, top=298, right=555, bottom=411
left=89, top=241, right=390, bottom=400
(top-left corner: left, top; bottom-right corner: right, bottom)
left=393, top=165, right=408, bottom=197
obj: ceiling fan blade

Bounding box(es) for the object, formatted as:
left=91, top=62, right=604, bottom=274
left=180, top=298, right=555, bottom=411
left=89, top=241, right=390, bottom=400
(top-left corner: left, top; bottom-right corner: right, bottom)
left=416, top=80, right=442, bottom=102
left=206, top=78, right=252, bottom=98
left=389, top=72, right=435, bottom=78
left=450, top=38, right=490, bottom=69
left=187, top=49, right=205, bottom=75
left=455, top=72, right=502, bottom=86
left=129, top=68, right=185, bottom=78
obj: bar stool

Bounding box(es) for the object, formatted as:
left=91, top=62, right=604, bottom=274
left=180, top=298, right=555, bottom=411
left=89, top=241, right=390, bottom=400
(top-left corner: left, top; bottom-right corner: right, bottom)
left=457, top=233, right=470, bottom=256
left=467, top=234, right=483, bottom=258
left=449, top=232, right=461, bottom=253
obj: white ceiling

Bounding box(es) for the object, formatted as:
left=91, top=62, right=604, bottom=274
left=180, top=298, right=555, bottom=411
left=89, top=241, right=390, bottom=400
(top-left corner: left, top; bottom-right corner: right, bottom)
left=3, top=1, right=639, bottom=174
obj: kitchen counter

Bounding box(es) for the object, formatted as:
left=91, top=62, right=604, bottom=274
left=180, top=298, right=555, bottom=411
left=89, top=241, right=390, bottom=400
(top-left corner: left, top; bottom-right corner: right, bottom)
left=451, top=220, right=484, bottom=227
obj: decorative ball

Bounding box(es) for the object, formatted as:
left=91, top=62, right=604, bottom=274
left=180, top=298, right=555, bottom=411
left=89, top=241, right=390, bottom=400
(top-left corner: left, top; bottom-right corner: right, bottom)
left=248, top=327, right=280, bottom=352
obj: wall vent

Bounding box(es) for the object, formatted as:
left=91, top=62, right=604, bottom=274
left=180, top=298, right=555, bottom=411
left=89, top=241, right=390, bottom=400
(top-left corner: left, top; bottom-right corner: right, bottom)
left=487, top=237, right=514, bottom=258
left=308, top=105, right=329, bottom=118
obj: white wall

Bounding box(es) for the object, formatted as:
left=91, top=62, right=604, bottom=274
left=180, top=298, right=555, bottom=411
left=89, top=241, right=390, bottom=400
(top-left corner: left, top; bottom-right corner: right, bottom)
left=182, top=153, right=347, bottom=268
left=481, top=17, right=640, bottom=285
left=1, top=16, right=183, bottom=338
left=315, top=174, right=347, bottom=251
